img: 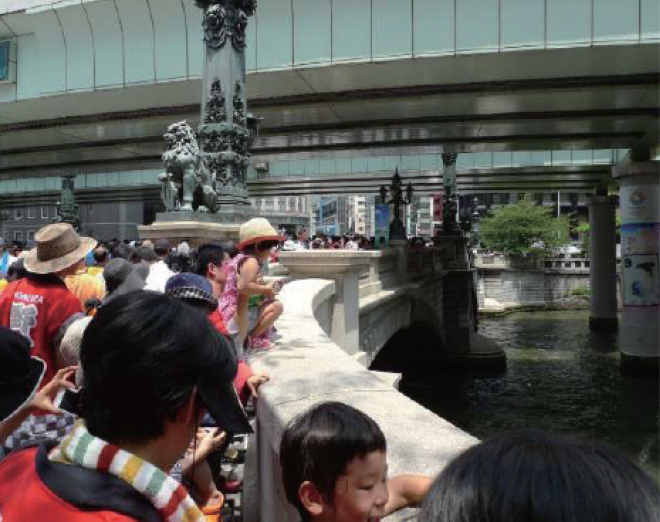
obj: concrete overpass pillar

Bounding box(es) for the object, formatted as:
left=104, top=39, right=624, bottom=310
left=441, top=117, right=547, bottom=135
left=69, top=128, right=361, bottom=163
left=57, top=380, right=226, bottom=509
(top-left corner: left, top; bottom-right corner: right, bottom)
left=588, top=194, right=618, bottom=331
left=613, top=161, right=659, bottom=375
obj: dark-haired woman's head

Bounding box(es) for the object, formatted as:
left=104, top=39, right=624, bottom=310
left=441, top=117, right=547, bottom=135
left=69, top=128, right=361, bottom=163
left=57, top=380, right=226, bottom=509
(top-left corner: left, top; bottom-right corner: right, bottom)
left=419, top=430, right=660, bottom=522
left=279, top=402, right=388, bottom=521
left=79, top=291, right=235, bottom=450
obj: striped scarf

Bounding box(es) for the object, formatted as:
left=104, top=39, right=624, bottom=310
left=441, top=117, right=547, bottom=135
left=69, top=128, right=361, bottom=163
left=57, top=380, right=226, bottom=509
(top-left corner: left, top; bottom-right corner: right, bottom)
left=50, top=421, right=205, bottom=522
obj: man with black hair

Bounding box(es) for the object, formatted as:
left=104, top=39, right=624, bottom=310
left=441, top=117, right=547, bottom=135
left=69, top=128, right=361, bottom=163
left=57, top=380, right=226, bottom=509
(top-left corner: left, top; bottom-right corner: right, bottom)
left=194, top=242, right=230, bottom=300
left=0, top=291, right=251, bottom=521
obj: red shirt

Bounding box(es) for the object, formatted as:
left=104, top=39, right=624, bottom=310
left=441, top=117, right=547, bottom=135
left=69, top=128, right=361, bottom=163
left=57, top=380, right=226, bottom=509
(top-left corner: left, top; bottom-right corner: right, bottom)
left=0, top=274, right=82, bottom=389
left=207, top=308, right=253, bottom=405
left=0, top=447, right=141, bottom=522
left=208, top=308, right=229, bottom=336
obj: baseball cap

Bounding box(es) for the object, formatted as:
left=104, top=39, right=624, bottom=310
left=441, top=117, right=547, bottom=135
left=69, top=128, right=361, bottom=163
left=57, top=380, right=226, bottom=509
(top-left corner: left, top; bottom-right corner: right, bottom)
left=197, top=330, right=252, bottom=434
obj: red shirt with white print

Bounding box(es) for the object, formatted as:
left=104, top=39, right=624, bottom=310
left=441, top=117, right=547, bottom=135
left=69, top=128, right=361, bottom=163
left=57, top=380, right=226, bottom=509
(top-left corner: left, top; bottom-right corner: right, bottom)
left=0, top=274, right=82, bottom=390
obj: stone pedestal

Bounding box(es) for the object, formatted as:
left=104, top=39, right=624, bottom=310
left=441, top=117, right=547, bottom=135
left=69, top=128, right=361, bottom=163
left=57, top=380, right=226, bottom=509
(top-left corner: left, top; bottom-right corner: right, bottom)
left=588, top=195, right=618, bottom=331
left=278, top=251, right=372, bottom=355
left=613, top=161, right=659, bottom=376
left=138, top=211, right=251, bottom=246
left=434, top=233, right=469, bottom=269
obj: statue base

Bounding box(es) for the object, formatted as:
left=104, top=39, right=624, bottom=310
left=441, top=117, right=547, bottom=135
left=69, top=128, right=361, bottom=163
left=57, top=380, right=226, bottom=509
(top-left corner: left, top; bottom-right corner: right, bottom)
left=138, top=208, right=254, bottom=246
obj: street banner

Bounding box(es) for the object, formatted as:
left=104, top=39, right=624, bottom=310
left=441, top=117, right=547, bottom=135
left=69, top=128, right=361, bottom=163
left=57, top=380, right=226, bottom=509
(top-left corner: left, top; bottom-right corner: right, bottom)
left=375, top=204, right=390, bottom=249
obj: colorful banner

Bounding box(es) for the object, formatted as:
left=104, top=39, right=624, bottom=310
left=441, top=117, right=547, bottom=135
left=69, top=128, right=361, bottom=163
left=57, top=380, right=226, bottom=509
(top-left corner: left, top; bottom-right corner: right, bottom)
left=375, top=204, right=390, bottom=249
left=621, top=223, right=659, bottom=307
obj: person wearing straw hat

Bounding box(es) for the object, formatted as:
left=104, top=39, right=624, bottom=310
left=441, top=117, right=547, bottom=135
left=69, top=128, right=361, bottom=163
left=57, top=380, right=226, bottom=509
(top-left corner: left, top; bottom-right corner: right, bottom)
left=219, top=218, right=285, bottom=358
left=0, top=223, right=96, bottom=450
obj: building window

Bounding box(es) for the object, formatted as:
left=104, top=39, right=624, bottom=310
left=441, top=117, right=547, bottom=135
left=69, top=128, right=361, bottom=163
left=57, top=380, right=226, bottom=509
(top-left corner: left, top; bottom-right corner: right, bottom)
left=41, top=206, right=50, bottom=219
left=27, top=207, right=36, bottom=219
left=14, top=208, right=22, bottom=220
left=27, top=230, right=35, bottom=241
left=3, top=231, right=9, bottom=242
left=14, top=231, right=23, bottom=242
left=535, top=193, right=544, bottom=205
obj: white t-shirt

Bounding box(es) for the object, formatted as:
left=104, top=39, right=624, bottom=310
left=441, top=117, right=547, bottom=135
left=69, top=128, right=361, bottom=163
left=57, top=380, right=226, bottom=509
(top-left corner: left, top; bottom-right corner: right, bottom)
left=144, top=260, right=175, bottom=293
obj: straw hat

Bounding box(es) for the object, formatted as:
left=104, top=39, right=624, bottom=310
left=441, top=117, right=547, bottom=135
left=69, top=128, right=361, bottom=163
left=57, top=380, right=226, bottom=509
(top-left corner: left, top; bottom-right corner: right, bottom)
left=24, top=224, right=97, bottom=275
left=237, top=218, right=285, bottom=250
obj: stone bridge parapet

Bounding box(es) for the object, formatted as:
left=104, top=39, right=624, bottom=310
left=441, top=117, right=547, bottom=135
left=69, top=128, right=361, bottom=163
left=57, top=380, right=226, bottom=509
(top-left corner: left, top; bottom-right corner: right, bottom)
left=244, top=278, right=477, bottom=522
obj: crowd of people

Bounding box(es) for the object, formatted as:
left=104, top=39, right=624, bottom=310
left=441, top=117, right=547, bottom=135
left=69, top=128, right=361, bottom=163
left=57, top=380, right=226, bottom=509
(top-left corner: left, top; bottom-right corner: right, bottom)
left=0, top=220, right=657, bottom=522
left=278, top=228, right=435, bottom=252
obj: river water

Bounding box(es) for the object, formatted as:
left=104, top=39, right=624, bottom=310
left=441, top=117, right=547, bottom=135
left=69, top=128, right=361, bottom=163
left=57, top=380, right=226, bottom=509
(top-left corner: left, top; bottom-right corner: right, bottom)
left=401, top=310, right=660, bottom=479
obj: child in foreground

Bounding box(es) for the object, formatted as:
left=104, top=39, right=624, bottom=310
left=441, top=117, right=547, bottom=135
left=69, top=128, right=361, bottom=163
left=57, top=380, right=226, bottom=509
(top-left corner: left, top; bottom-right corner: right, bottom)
left=280, top=402, right=431, bottom=522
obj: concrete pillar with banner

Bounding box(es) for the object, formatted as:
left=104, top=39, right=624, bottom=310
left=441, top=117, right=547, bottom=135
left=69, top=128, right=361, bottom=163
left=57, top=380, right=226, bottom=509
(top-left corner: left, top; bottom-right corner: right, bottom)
left=588, top=193, right=618, bottom=331
left=613, top=161, right=659, bottom=375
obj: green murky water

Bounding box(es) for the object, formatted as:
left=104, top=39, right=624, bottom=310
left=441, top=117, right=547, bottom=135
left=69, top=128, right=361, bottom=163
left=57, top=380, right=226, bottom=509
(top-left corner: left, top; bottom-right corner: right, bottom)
left=401, top=310, right=660, bottom=479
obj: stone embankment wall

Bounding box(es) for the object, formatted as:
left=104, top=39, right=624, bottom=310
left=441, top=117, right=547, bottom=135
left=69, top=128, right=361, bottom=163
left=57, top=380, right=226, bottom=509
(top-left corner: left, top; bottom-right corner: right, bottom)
left=476, top=269, right=591, bottom=309
left=244, top=279, right=477, bottom=522
left=474, top=256, right=593, bottom=310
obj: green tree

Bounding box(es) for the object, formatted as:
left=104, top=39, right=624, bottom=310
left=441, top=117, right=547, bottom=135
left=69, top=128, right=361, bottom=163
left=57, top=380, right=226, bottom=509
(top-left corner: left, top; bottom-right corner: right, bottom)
left=479, top=198, right=570, bottom=256
left=575, top=215, right=621, bottom=256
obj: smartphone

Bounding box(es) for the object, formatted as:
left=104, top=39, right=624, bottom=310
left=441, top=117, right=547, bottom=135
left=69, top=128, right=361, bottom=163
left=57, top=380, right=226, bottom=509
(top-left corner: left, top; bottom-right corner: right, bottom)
left=54, top=387, right=81, bottom=415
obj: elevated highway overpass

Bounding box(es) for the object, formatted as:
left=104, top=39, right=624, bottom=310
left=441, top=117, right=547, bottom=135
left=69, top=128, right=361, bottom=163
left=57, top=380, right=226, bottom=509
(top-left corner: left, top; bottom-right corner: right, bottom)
left=0, top=0, right=657, bottom=183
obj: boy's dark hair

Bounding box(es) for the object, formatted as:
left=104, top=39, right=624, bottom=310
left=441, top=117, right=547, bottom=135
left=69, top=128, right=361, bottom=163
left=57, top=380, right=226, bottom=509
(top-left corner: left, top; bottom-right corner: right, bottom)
left=80, top=291, right=231, bottom=445
left=195, top=243, right=226, bottom=277
left=419, top=430, right=660, bottom=522
left=279, top=402, right=387, bottom=520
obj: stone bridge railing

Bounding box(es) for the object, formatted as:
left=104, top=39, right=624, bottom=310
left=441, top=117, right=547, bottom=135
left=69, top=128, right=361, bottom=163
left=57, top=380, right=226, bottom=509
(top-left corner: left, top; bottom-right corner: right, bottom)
left=474, top=252, right=591, bottom=273
left=244, top=278, right=477, bottom=522
left=278, top=248, right=446, bottom=362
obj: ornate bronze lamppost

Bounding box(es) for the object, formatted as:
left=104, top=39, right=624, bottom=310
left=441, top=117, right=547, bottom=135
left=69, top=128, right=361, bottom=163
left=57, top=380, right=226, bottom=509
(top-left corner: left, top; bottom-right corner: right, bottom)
left=441, top=152, right=461, bottom=235
left=56, top=174, right=80, bottom=231
left=379, top=168, right=413, bottom=241
left=158, top=0, right=259, bottom=218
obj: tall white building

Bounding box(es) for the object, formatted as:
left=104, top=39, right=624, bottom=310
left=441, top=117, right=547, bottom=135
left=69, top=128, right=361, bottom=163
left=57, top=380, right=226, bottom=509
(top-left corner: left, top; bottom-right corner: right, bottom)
left=250, top=196, right=310, bottom=234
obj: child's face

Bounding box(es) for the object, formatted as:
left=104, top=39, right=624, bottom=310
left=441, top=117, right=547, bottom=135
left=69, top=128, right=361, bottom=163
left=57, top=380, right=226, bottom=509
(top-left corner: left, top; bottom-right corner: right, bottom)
left=327, top=450, right=389, bottom=522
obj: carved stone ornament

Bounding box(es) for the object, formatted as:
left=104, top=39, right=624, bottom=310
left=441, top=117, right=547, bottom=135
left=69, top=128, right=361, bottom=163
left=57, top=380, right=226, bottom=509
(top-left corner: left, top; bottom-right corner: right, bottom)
left=232, top=10, right=249, bottom=50
left=202, top=4, right=228, bottom=49
left=202, top=1, right=255, bottom=50
left=205, top=80, right=226, bottom=123
left=441, top=152, right=458, bottom=167
left=195, top=0, right=256, bottom=17
left=233, top=82, right=246, bottom=127
left=200, top=129, right=230, bottom=152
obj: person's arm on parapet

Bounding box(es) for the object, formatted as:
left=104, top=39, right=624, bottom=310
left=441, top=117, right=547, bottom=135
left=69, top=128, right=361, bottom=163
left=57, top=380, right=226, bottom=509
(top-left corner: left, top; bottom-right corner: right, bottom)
left=383, top=474, right=433, bottom=516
